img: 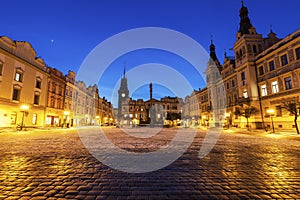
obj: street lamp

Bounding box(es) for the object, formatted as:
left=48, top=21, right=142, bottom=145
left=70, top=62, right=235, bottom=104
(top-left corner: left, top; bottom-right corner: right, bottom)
left=267, top=109, right=275, bottom=133
left=20, top=104, right=29, bottom=130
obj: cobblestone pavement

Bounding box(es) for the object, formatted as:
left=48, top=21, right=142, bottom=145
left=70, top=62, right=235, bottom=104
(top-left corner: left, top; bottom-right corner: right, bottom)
left=0, top=127, right=300, bottom=199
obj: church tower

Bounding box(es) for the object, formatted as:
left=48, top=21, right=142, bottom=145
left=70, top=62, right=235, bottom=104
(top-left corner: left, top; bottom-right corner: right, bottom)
left=118, top=64, right=129, bottom=119
left=233, top=1, right=264, bottom=102
left=206, top=39, right=225, bottom=127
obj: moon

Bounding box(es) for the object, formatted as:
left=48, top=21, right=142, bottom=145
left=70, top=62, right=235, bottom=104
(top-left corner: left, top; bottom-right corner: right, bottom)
left=51, top=39, right=54, bottom=43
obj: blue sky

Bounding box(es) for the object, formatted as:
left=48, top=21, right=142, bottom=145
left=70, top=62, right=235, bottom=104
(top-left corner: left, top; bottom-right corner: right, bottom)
left=1, top=0, right=300, bottom=107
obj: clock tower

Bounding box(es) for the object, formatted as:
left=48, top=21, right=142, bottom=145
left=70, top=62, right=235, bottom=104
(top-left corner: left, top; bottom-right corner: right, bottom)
left=118, top=65, right=129, bottom=119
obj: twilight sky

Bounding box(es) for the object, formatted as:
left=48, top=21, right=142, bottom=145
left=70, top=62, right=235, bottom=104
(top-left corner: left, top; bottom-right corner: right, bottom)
left=1, top=0, right=300, bottom=107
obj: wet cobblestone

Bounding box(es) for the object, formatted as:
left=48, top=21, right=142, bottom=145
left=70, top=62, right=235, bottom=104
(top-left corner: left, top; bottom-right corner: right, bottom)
left=0, top=127, right=300, bottom=199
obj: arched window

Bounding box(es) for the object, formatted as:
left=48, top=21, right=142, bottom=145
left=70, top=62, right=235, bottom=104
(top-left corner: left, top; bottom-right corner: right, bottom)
left=253, top=45, right=257, bottom=53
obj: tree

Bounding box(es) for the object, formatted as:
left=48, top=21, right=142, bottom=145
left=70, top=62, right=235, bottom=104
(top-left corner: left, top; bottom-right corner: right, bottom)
left=281, top=102, right=300, bottom=134
left=234, top=106, right=259, bottom=131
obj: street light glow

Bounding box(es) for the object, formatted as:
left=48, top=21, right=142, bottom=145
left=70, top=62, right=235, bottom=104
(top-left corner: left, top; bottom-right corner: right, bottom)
left=20, top=105, right=29, bottom=110
left=267, top=109, right=275, bottom=115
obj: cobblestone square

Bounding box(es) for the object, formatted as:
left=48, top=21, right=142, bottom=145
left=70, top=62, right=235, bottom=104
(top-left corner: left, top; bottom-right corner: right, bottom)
left=0, top=127, right=300, bottom=199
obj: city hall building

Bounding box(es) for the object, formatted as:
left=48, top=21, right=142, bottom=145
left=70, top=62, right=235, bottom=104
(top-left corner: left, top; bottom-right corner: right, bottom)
left=117, top=69, right=183, bottom=126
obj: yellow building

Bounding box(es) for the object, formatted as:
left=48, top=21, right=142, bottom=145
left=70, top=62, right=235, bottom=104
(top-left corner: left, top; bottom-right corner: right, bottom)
left=0, top=36, right=49, bottom=128
left=0, top=36, right=114, bottom=129
left=257, top=30, right=300, bottom=129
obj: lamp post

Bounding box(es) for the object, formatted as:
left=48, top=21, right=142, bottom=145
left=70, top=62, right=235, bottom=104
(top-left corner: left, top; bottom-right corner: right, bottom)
left=267, top=109, right=275, bottom=133
left=20, top=104, right=29, bottom=130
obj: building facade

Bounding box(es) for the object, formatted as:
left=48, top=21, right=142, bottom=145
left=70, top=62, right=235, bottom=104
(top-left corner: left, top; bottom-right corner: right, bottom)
left=0, top=36, right=49, bottom=128
left=184, top=2, right=300, bottom=130
left=117, top=69, right=183, bottom=126
left=0, top=36, right=114, bottom=128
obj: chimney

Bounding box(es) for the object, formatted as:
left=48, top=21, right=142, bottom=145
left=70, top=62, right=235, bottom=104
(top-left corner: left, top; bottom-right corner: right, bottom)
left=150, top=83, right=153, bottom=104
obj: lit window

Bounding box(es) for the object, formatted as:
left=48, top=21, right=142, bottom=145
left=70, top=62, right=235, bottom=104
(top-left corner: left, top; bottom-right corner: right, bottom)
left=272, top=81, right=279, bottom=93
left=15, top=72, right=23, bottom=82
left=296, top=47, right=300, bottom=60
left=11, top=112, right=17, bottom=125
left=284, top=77, right=292, bottom=90
left=281, top=54, right=288, bottom=66
left=32, top=114, right=37, bottom=125
left=269, top=61, right=275, bottom=71
left=243, top=89, right=248, bottom=98
left=129, top=114, right=133, bottom=118
left=261, top=85, right=267, bottom=96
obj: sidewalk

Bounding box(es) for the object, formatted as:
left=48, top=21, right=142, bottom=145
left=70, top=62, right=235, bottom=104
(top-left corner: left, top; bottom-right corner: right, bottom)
left=222, top=127, right=299, bottom=138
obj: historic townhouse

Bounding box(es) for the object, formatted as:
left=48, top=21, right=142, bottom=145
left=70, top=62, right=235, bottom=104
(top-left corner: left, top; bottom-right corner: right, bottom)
left=0, top=36, right=49, bottom=127
left=0, top=36, right=114, bottom=128
left=45, top=67, right=66, bottom=126
left=184, top=2, right=300, bottom=130
left=256, top=31, right=300, bottom=129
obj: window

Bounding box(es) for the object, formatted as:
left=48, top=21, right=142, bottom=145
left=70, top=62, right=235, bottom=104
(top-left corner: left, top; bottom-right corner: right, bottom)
left=269, top=61, right=275, bottom=71
left=32, top=114, right=37, bottom=125
left=243, top=89, right=248, bottom=98
left=58, top=87, right=62, bottom=95
left=226, top=82, right=230, bottom=89
left=253, top=45, right=257, bottom=53
left=281, top=54, right=288, bottom=66
left=261, top=85, right=267, bottom=96
left=11, top=112, right=17, bottom=125
left=296, top=47, right=300, bottom=60
left=258, top=66, right=264, bottom=75
left=284, top=77, right=292, bottom=90
left=66, top=89, right=69, bottom=96
left=52, top=85, right=56, bottom=93
left=15, top=72, right=23, bottom=82
left=12, top=88, right=20, bottom=101
left=276, top=106, right=282, bottom=117
left=241, top=72, right=245, bottom=81
left=232, top=80, right=235, bottom=87
left=35, top=79, right=41, bottom=89
left=271, top=81, right=279, bottom=93
left=34, top=94, right=40, bottom=105
left=0, top=62, right=3, bottom=75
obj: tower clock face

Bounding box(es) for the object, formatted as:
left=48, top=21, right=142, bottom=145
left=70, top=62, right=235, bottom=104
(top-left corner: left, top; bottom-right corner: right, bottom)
left=121, top=93, right=125, bottom=97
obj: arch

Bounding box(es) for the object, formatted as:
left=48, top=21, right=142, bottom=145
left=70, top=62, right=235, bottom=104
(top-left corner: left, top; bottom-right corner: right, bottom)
left=253, top=45, right=257, bottom=53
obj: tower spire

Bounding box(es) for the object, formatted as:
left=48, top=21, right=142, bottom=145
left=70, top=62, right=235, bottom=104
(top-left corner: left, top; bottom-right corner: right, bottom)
left=123, top=61, right=126, bottom=78
left=238, top=0, right=254, bottom=35
left=270, top=24, right=273, bottom=33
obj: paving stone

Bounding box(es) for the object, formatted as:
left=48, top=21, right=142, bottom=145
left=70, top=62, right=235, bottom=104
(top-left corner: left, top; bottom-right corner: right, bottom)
left=0, top=128, right=300, bottom=199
